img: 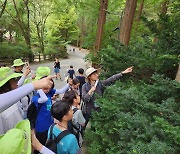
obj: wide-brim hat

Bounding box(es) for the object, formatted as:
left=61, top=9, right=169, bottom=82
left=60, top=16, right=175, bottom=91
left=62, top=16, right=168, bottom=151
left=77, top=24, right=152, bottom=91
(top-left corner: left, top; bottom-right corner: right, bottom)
left=0, top=67, right=22, bottom=87
left=12, top=59, right=25, bottom=67
left=35, top=66, right=51, bottom=80
left=0, top=120, right=31, bottom=154
left=85, top=67, right=98, bottom=77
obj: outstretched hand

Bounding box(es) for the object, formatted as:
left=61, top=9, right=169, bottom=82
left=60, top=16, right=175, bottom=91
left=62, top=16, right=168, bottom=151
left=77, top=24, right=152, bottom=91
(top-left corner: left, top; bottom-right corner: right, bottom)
left=121, top=66, right=133, bottom=74
left=32, top=76, right=56, bottom=90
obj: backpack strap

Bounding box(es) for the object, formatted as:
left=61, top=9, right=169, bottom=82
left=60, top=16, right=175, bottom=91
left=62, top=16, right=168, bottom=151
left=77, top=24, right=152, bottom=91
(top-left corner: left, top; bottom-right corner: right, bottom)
left=73, top=108, right=78, bottom=114
left=49, top=123, right=56, bottom=139
left=55, top=130, right=71, bottom=144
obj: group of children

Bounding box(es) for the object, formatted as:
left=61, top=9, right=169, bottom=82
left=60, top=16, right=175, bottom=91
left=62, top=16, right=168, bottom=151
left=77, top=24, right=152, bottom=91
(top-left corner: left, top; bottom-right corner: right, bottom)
left=0, top=58, right=89, bottom=154
left=0, top=57, right=133, bottom=154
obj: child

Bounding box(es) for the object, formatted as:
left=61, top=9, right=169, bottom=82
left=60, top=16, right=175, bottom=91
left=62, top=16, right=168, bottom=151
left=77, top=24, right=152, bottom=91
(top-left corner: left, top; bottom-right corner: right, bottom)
left=67, top=65, right=75, bottom=79
left=32, top=67, right=71, bottom=152
left=71, top=78, right=80, bottom=96
left=63, top=90, right=85, bottom=127
left=49, top=101, right=80, bottom=154
left=76, top=68, right=86, bottom=99
left=63, top=90, right=85, bottom=147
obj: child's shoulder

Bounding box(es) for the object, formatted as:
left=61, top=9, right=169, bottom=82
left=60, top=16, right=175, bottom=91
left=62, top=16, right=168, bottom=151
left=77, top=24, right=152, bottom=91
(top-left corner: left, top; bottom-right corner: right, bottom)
left=54, top=125, right=76, bottom=140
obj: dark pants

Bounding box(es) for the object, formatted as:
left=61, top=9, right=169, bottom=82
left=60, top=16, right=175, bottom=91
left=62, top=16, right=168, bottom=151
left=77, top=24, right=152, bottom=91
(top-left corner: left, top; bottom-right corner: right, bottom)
left=83, top=112, right=92, bottom=130
left=34, top=130, right=48, bottom=154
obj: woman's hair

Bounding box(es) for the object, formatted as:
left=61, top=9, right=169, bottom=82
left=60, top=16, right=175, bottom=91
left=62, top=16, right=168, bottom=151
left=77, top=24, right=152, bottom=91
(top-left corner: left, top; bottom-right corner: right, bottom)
left=62, top=90, right=78, bottom=105
left=0, top=80, right=13, bottom=94
left=51, top=101, right=71, bottom=122
left=72, top=78, right=80, bottom=85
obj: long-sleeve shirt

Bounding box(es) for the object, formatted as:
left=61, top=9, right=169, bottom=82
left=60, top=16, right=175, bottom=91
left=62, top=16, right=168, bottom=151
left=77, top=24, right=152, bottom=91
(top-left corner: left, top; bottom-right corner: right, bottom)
left=17, top=75, right=26, bottom=87
left=82, top=73, right=123, bottom=113
left=0, top=83, right=34, bottom=134
left=32, top=84, right=70, bottom=132
left=40, top=146, right=55, bottom=154
left=0, top=83, right=34, bottom=113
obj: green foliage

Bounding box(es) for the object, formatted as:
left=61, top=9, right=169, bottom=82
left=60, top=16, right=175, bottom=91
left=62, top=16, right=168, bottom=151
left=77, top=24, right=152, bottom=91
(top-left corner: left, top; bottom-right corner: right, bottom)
left=85, top=74, right=180, bottom=154
left=0, top=42, right=29, bottom=60
left=86, top=38, right=179, bottom=80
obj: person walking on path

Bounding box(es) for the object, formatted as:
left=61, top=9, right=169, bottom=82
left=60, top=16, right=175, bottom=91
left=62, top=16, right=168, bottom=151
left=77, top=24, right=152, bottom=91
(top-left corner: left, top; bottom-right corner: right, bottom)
left=54, top=58, right=62, bottom=80
left=82, top=66, right=133, bottom=128
left=67, top=65, right=75, bottom=79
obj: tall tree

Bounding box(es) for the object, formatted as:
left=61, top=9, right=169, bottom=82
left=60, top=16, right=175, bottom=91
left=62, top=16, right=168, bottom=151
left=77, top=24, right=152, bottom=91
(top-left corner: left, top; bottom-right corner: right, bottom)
left=95, top=0, right=108, bottom=51
left=119, top=0, right=137, bottom=45
left=7, top=0, right=32, bottom=60
left=30, top=0, right=52, bottom=57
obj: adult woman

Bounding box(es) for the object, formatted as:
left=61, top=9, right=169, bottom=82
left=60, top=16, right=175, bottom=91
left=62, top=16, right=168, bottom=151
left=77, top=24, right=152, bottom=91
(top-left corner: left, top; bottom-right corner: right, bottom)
left=54, top=58, right=62, bottom=80
left=82, top=66, right=133, bottom=128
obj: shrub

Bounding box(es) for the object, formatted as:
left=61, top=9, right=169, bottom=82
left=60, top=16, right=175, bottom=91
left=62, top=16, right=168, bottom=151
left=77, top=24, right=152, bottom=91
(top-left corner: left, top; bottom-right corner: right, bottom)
left=85, top=74, right=180, bottom=154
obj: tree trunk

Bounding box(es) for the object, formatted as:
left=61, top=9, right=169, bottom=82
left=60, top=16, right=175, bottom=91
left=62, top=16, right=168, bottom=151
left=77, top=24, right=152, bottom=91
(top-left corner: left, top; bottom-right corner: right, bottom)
left=80, top=16, right=85, bottom=50
left=136, top=0, right=144, bottom=22
left=161, top=0, right=169, bottom=14
left=175, top=64, right=180, bottom=82
left=12, top=0, right=32, bottom=62
left=95, top=0, right=108, bottom=51
left=119, top=0, right=138, bottom=45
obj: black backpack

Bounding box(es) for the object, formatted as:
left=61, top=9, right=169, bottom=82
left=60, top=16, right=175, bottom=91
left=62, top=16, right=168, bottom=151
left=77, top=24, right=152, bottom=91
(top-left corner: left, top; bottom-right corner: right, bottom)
left=67, top=108, right=83, bottom=147
left=27, top=102, right=42, bottom=128
left=20, top=95, right=31, bottom=111
left=45, top=124, right=71, bottom=153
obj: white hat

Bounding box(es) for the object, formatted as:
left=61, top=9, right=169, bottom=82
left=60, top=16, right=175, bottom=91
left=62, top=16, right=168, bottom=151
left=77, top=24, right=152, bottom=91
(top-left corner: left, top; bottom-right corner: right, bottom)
left=85, top=67, right=97, bottom=77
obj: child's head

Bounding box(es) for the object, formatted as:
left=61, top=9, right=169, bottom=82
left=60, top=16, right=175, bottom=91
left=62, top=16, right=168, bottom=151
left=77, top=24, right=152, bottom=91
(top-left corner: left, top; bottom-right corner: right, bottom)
left=70, top=65, right=73, bottom=69
left=78, top=68, right=84, bottom=75
left=62, top=90, right=80, bottom=106
left=40, top=76, right=54, bottom=93
left=72, top=78, right=80, bottom=89
left=51, top=101, right=73, bottom=122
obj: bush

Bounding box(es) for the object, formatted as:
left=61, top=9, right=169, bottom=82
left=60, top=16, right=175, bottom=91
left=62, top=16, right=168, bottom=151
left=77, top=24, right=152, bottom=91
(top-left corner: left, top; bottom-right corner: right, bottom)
left=0, top=42, right=29, bottom=63
left=85, top=74, right=180, bottom=154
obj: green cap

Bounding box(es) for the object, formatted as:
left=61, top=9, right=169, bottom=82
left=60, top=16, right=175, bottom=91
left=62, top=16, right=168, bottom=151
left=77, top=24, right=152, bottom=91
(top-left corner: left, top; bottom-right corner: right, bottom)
left=0, top=67, right=22, bottom=87
left=0, top=120, right=31, bottom=154
left=35, top=66, right=50, bottom=80
left=12, top=59, right=25, bottom=67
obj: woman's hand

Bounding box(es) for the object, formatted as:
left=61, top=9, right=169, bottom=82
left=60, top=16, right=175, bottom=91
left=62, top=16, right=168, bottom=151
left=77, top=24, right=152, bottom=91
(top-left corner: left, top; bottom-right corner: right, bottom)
left=23, top=66, right=31, bottom=77
left=121, top=66, right=133, bottom=74
left=88, top=86, right=96, bottom=95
